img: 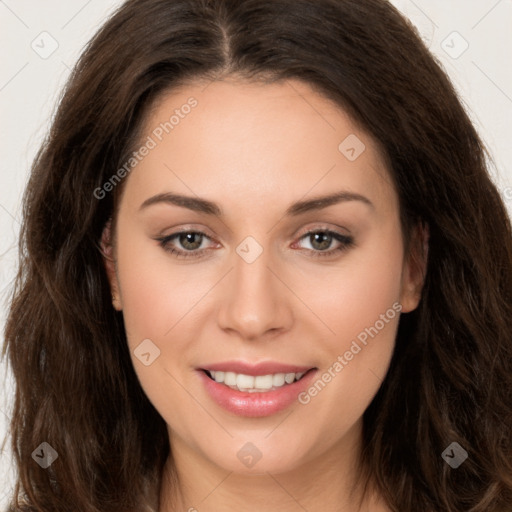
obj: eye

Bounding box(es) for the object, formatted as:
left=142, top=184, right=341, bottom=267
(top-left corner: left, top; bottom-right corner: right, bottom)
left=293, top=228, right=354, bottom=258
left=156, top=230, right=214, bottom=259
left=155, top=227, right=354, bottom=260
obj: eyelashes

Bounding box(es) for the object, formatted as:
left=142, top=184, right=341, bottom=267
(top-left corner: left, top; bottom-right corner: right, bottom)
left=156, top=231, right=212, bottom=259
left=155, top=228, right=355, bottom=260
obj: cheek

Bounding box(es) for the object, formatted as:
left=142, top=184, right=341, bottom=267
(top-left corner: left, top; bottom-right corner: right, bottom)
left=115, top=234, right=205, bottom=347
left=115, top=234, right=199, bottom=423
left=299, top=229, right=403, bottom=412
left=309, top=227, right=404, bottom=343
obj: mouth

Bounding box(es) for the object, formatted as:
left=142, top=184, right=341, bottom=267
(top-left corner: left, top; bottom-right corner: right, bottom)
left=197, top=364, right=319, bottom=417
left=201, top=368, right=315, bottom=393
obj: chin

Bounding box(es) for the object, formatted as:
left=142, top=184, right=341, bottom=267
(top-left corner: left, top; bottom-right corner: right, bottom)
left=203, top=437, right=311, bottom=475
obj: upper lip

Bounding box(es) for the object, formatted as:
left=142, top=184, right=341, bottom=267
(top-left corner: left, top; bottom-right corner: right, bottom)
left=199, top=361, right=316, bottom=376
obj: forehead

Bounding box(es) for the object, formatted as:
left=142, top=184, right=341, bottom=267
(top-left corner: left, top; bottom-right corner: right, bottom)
left=121, top=78, right=396, bottom=217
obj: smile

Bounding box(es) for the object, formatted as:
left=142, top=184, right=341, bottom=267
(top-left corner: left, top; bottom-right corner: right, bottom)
left=197, top=364, right=318, bottom=417
left=205, top=369, right=307, bottom=392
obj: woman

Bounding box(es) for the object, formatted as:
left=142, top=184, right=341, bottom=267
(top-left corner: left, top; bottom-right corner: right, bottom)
left=3, top=0, right=512, bottom=511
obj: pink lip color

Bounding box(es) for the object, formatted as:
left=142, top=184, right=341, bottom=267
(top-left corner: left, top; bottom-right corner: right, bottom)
left=197, top=366, right=318, bottom=418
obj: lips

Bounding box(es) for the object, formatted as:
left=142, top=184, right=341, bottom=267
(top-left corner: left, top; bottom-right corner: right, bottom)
left=196, top=360, right=318, bottom=417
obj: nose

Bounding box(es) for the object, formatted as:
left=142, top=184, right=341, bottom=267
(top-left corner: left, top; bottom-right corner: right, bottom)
left=217, top=244, right=294, bottom=341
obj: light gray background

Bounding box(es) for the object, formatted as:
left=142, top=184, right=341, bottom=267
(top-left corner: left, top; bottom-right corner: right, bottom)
left=1, top=0, right=511, bottom=507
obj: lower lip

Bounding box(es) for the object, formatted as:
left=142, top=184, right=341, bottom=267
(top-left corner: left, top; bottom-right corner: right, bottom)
left=197, top=369, right=318, bottom=417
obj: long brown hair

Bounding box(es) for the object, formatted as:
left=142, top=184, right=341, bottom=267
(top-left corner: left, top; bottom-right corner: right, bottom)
left=3, top=0, right=512, bottom=510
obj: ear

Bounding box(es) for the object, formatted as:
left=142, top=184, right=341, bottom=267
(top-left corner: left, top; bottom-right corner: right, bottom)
left=399, top=220, right=429, bottom=313
left=100, top=218, right=122, bottom=311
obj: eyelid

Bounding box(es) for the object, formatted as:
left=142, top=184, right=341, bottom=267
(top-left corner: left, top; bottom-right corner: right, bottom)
left=159, top=224, right=215, bottom=235
left=294, top=223, right=351, bottom=238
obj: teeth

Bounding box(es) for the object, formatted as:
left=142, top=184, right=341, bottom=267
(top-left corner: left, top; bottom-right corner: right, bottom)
left=236, top=373, right=254, bottom=389
left=208, top=370, right=307, bottom=392
left=272, top=373, right=285, bottom=387
left=284, top=373, right=295, bottom=384
left=255, top=375, right=273, bottom=390
left=224, top=371, right=237, bottom=386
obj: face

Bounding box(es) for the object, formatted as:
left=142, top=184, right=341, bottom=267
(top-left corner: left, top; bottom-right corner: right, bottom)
left=102, top=78, right=425, bottom=476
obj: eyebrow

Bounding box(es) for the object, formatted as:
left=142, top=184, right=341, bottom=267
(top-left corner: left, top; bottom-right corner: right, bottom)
left=139, top=190, right=374, bottom=216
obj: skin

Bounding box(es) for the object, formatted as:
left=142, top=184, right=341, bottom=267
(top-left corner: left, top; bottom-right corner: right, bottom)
left=101, top=78, right=427, bottom=511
